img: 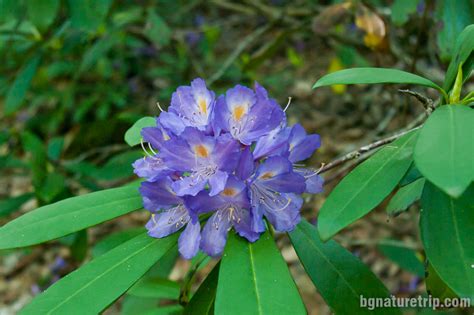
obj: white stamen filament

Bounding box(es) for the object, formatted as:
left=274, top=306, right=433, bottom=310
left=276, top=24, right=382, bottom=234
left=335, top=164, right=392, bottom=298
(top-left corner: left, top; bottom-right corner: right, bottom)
left=283, top=97, right=292, bottom=112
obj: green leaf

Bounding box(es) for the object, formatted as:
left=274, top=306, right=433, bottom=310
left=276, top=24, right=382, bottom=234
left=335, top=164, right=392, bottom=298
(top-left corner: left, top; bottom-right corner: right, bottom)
left=128, top=277, right=180, bottom=299
left=22, top=131, right=47, bottom=189
left=36, top=172, right=67, bottom=203
left=313, top=68, right=444, bottom=94
left=47, top=137, right=64, bottom=161
left=93, top=227, right=145, bottom=257
left=414, top=105, right=474, bottom=198
left=425, top=263, right=458, bottom=301
left=443, top=25, right=474, bottom=92
left=5, top=55, right=41, bottom=114
left=391, top=0, right=419, bottom=26
left=216, top=232, right=306, bottom=315
left=399, top=163, right=423, bottom=186
left=184, top=264, right=219, bottom=315
left=420, top=182, right=474, bottom=300
left=27, top=0, right=60, bottom=31
left=20, top=233, right=178, bottom=315
left=289, top=220, right=400, bottom=315
left=377, top=241, right=424, bottom=276
left=124, top=117, right=156, bottom=147
left=435, top=0, right=473, bottom=63
left=0, top=0, right=21, bottom=23
left=67, top=0, right=112, bottom=32
left=78, top=34, right=119, bottom=74
left=144, top=8, right=171, bottom=47
left=0, top=185, right=142, bottom=250
left=0, top=193, right=35, bottom=217
left=318, top=131, right=418, bottom=241
left=387, top=178, right=425, bottom=216
left=69, top=229, right=88, bottom=262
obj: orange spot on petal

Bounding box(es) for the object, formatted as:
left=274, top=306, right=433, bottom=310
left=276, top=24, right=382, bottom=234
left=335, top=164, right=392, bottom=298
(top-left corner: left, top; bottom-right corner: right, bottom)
left=198, top=99, right=207, bottom=114
left=260, top=172, right=274, bottom=179
left=233, top=105, right=246, bottom=121
left=194, top=145, right=209, bottom=158
left=222, top=188, right=237, bottom=196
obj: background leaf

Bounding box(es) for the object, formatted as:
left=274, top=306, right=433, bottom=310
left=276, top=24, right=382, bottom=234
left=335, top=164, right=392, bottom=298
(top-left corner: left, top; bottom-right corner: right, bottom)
left=67, top=0, right=112, bottom=32
left=5, top=55, right=41, bottom=114
left=20, top=233, right=178, bottom=315
left=289, top=220, right=400, bottom=315
left=0, top=185, right=142, bottom=249
left=215, top=232, right=306, bottom=315
left=443, top=24, right=474, bottom=91
left=184, top=264, right=219, bottom=315
left=391, top=0, right=419, bottom=26
left=435, top=0, right=473, bottom=63
left=27, top=0, right=60, bottom=31
left=144, top=8, right=172, bottom=48
left=313, top=68, right=443, bottom=92
left=387, top=178, right=425, bottom=216
left=377, top=241, right=424, bottom=276
left=414, top=105, right=474, bottom=198
left=420, top=182, right=474, bottom=300
left=0, top=193, right=35, bottom=217
left=318, top=131, right=418, bottom=240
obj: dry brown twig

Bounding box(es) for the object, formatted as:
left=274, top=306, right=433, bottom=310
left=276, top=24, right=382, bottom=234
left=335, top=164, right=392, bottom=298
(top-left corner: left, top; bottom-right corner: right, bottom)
left=317, top=125, right=422, bottom=175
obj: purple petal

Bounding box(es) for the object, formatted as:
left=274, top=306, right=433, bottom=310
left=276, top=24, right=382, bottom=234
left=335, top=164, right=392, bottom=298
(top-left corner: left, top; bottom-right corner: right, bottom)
left=172, top=175, right=207, bottom=197
left=146, top=205, right=190, bottom=238
left=139, top=178, right=181, bottom=211
left=178, top=220, right=201, bottom=259
left=208, top=170, right=228, bottom=196
left=169, top=78, right=215, bottom=130
left=288, top=124, right=321, bottom=163
left=200, top=211, right=231, bottom=257
left=261, top=193, right=302, bottom=232
left=133, top=156, right=170, bottom=182
left=236, top=146, right=255, bottom=180
left=254, top=156, right=306, bottom=194
left=233, top=207, right=261, bottom=242
left=253, top=126, right=290, bottom=160
left=295, top=168, right=324, bottom=194
left=157, top=111, right=187, bottom=136
left=212, top=133, right=240, bottom=172
left=142, top=125, right=167, bottom=149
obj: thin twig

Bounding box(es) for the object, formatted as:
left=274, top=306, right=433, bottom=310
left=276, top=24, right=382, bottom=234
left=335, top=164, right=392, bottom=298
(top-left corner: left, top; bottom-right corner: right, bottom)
left=318, top=126, right=422, bottom=175
left=398, top=89, right=435, bottom=113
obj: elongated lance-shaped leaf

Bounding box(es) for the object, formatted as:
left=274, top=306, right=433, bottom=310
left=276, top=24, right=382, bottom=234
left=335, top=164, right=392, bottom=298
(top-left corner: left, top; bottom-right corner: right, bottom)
left=435, top=0, right=473, bottom=64
left=0, top=185, right=142, bottom=250
left=5, top=55, right=41, bottom=114
left=387, top=178, right=425, bottom=216
left=289, top=220, right=401, bottom=315
left=20, top=233, right=178, bottom=315
left=184, top=263, right=220, bottom=315
left=414, top=105, right=474, bottom=198
left=443, top=24, right=474, bottom=91
left=216, top=232, right=306, bottom=315
left=313, top=68, right=446, bottom=99
left=318, top=130, right=418, bottom=241
left=420, top=182, right=474, bottom=300
left=377, top=241, right=424, bottom=277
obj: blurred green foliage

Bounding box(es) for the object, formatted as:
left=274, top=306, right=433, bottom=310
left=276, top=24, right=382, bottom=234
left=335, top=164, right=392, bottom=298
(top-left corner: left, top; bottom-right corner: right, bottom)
left=0, top=0, right=472, bottom=215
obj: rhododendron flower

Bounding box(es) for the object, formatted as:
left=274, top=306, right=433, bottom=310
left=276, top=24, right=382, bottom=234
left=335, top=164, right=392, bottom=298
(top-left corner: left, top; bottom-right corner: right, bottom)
left=133, top=78, right=323, bottom=258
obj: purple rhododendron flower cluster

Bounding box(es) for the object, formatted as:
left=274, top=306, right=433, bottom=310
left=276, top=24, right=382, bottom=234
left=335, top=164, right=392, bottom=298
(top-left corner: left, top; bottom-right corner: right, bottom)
left=133, top=78, right=323, bottom=259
